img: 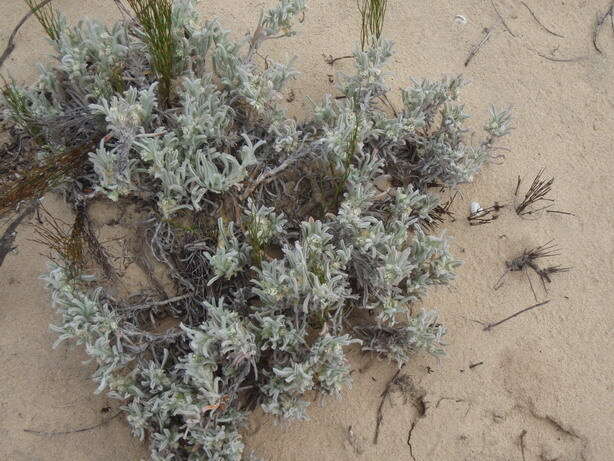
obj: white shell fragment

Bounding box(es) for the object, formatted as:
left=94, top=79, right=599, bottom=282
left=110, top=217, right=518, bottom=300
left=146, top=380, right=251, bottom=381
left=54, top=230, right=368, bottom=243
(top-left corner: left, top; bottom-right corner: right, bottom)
left=470, top=201, right=481, bottom=214
left=454, top=15, right=467, bottom=25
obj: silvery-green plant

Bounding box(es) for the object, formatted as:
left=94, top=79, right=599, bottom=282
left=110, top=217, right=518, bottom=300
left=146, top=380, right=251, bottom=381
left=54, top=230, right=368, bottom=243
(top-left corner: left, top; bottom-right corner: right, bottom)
left=205, top=219, right=251, bottom=285
left=2, top=0, right=514, bottom=459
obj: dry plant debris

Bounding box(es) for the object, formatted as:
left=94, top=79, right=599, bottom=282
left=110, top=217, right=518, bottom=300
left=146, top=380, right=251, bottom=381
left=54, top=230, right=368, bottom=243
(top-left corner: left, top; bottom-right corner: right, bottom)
left=494, top=240, right=570, bottom=300
left=373, top=368, right=426, bottom=444
left=482, top=300, right=551, bottom=331
left=515, top=168, right=554, bottom=216
left=32, top=205, right=87, bottom=277
left=467, top=201, right=504, bottom=225
left=486, top=1, right=587, bottom=63
left=465, top=27, right=492, bottom=67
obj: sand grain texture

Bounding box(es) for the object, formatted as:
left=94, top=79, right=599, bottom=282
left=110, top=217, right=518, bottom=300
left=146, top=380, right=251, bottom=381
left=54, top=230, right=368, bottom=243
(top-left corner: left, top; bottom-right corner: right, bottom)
left=1, top=1, right=612, bottom=460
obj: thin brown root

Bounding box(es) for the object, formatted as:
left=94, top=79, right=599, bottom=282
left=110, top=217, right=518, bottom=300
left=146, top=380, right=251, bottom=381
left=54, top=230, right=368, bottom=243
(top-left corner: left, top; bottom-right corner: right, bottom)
left=592, top=3, right=614, bottom=54
left=546, top=209, right=575, bottom=216
left=24, top=412, right=121, bottom=436
left=520, top=1, right=564, bottom=38
left=323, top=54, right=354, bottom=65
left=493, top=268, right=510, bottom=290
left=524, top=267, right=538, bottom=302
left=483, top=300, right=551, bottom=331
left=0, top=0, right=55, bottom=70
left=532, top=49, right=587, bottom=63
left=80, top=202, right=117, bottom=279
left=32, top=205, right=87, bottom=277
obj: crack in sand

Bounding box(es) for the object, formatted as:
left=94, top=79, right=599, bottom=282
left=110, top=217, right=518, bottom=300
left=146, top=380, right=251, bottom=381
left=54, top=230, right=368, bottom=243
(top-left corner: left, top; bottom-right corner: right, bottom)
left=406, top=421, right=417, bottom=461
left=514, top=402, right=590, bottom=461
left=435, top=396, right=471, bottom=418
left=404, top=396, right=469, bottom=461
left=519, top=429, right=527, bottom=461
left=529, top=410, right=589, bottom=461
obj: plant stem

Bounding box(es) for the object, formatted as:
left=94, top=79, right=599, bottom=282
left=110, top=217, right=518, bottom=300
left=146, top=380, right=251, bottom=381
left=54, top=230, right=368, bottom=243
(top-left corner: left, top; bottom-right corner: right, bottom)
left=483, top=300, right=551, bottom=331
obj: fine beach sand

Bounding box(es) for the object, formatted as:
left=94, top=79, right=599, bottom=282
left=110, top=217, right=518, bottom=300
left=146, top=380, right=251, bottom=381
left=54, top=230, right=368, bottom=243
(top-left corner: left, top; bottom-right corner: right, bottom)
left=1, top=1, right=612, bottom=460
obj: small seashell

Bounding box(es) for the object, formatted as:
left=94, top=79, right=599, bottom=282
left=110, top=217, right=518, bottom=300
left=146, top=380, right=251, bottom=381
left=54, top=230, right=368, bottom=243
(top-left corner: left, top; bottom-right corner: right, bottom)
left=454, top=15, right=467, bottom=25
left=470, top=201, right=481, bottom=214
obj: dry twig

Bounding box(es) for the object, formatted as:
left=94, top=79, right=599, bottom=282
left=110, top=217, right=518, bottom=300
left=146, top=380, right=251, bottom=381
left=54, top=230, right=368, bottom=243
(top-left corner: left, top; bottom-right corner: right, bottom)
left=32, top=205, right=87, bottom=277
left=467, top=202, right=504, bottom=226
left=80, top=203, right=117, bottom=279
left=323, top=54, right=354, bottom=65
left=0, top=141, right=97, bottom=216
left=0, top=0, right=55, bottom=70
left=483, top=300, right=551, bottom=331
left=424, top=193, right=457, bottom=230
left=24, top=412, right=121, bottom=436
left=515, top=168, right=554, bottom=216
left=465, top=27, right=492, bottom=67
left=546, top=209, right=575, bottom=216
left=536, top=265, right=571, bottom=293
left=530, top=48, right=587, bottom=63
left=494, top=240, right=569, bottom=300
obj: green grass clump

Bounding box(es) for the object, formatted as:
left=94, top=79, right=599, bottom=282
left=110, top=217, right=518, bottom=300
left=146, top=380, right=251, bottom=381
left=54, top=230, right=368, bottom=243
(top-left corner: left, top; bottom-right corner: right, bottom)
left=24, top=0, right=62, bottom=41
left=1, top=77, right=43, bottom=142
left=358, top=0, right=388, bottom=50
left=125, top=0, right=176, bottom=104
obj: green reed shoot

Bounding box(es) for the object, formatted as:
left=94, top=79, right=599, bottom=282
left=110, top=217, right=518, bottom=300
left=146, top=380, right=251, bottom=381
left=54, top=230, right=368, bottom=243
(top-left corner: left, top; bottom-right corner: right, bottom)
left=24, top=0, right=62, bottom=41
left=357, top=0, right=388, bottom=50
left=125, top=0, right=176, bottom=104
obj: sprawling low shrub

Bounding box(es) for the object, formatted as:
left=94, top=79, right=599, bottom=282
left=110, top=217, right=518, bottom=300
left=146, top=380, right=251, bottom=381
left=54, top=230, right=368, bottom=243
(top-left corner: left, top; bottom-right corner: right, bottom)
left=2, top=1, right=510, bottom=459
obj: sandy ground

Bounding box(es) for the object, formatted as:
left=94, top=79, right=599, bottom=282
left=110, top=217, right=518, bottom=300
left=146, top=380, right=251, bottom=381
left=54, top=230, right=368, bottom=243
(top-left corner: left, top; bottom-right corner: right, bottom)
left=1, top=1, right=613, bottom=460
